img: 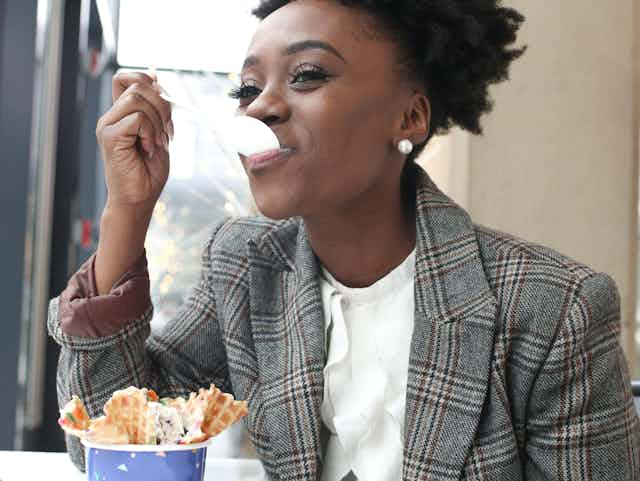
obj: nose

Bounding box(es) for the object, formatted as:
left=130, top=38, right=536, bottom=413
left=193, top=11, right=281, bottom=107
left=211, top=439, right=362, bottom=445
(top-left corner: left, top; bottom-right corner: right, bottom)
left=243, top=86, right=290, bottom=127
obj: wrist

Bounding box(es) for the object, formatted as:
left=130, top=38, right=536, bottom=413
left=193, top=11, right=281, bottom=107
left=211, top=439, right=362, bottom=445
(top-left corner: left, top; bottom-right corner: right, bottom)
left=103, top=198, right=155, bottom=224
left=99, top=207, right=151, bottom=256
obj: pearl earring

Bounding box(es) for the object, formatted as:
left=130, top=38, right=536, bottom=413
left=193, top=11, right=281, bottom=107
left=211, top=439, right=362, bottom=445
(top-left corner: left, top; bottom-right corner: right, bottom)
left=398, top=139, right=413, bottom=155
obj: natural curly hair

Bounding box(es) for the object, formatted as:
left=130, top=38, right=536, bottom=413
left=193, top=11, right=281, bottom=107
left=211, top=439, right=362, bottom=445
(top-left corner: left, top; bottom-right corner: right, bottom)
left=251, top=0, right=525, bottom=214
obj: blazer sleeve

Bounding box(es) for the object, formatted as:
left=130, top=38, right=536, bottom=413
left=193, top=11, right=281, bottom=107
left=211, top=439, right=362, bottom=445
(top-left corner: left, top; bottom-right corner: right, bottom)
left=47, top=219, right=231, bottom=471
left=525, top=272, right=640, bottom=480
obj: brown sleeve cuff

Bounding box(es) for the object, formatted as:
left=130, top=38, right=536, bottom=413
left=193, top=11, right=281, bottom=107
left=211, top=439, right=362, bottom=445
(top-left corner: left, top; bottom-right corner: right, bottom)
left=58, top=251, right=151, bottom=337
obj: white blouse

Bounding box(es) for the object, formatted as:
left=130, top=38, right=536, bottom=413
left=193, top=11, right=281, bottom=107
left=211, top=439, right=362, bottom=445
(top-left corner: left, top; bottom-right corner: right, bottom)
left=319, top=249, right=416, bottom=481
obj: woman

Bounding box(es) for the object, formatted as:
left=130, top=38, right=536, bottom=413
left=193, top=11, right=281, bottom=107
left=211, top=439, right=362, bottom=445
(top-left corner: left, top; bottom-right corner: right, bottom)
left=49, top=0, right=640, bottom=480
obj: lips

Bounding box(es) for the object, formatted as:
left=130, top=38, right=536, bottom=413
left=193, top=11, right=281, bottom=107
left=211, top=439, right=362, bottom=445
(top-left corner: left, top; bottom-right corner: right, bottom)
left=244, top=147, right=294, bottom=171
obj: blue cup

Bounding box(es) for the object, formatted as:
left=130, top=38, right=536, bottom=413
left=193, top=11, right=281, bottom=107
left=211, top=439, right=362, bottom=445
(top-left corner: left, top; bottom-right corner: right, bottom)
left=82, top=439, right=210, bottom=481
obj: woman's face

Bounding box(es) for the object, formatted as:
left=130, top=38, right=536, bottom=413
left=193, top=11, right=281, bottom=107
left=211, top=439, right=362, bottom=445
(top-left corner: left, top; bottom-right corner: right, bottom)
left=237, top=0, right=423, bottom=220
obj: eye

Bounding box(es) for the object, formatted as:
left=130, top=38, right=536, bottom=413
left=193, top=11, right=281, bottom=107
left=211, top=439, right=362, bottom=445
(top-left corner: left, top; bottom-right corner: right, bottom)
left=290, top=64, right=330, bottom=84
left=228, top=83, right=261, bottom=101
left=228, top=64, right=331, bottom=103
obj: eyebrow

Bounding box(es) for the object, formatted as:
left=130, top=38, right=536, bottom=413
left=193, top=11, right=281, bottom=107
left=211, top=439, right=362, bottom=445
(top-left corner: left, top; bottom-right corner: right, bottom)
left=241, top=40, right=346, bottom=71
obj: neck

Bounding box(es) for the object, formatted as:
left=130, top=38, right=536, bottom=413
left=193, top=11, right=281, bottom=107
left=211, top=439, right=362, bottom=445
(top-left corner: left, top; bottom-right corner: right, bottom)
left=303, top=179, right=416, bottom=288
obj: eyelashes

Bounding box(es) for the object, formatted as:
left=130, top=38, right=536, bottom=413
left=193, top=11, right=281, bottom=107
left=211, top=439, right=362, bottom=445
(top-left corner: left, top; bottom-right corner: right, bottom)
left=228, top=84, right=260, bottom=100
left=228, top=64, right=331, bottom=101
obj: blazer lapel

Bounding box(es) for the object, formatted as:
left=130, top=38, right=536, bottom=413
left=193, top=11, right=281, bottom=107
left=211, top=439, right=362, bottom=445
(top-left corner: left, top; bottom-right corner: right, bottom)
left=248, top=219, right=325, bottom=481
left=403, top=169, right=498, bottom=480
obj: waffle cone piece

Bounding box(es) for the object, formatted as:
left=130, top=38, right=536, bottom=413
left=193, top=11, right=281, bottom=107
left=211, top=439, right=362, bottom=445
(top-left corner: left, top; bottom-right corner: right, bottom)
left=181, top=385, right=249, bottom=443
left=86, top=416, right=129, bottom=444
left=101, top=387, right=157, bottom=444
left=58, top=396, right=91, bottom=438
left=198, top=385, right=248, bottom=437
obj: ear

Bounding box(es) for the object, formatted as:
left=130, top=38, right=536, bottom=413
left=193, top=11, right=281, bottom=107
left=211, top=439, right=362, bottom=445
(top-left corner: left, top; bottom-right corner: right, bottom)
left=399, top=93, right=430, bottom=145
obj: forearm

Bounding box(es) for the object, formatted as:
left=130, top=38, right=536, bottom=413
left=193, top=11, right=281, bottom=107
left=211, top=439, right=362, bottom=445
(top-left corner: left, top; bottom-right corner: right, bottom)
left=50, top=294, right=208, bottom=471
left=95, top=202, right=153, bottom=295
left=49, top=219, right=232, bottom=469
left=51, top=295, right=154, bottom=471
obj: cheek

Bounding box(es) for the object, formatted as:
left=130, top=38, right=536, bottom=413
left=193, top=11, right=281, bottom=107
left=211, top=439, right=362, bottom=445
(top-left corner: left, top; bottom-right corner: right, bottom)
left=311, top=89, right=393, bottom=162
left=306, top=102, right=392, bottom=187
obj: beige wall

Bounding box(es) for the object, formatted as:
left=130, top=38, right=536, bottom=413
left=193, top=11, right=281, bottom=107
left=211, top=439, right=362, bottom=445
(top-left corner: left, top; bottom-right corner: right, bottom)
left=420, top=0, right=639, bottom=375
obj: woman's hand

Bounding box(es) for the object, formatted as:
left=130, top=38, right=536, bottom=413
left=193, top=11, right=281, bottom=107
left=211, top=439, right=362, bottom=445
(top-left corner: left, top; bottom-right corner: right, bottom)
left=94, top=71, right=174, bottom=295
left=96, top=71, right=173, bottom=212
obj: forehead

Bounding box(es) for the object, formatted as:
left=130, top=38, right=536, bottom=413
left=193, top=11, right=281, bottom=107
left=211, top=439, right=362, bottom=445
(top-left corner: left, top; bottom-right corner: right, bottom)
left=245, top=0, right=395, bottom=66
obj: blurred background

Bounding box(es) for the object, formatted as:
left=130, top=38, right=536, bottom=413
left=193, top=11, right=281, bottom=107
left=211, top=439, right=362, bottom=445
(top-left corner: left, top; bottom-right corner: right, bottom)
left=0, top=0, right=638, bottom=456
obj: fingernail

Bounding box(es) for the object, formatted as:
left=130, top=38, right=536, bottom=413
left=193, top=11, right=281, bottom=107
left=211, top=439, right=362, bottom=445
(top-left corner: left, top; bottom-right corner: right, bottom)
left=148, top=148, right=155, bottom=160
left=162, top=132, right=170, bottom=151
left=166, top=120, right=174, bottom=140
left=156, top=132, right=164, bottom=147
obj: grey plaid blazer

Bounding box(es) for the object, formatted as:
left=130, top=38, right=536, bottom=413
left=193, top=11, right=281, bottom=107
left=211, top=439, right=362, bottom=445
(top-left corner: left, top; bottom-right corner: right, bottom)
left=49, top=167, right=640, bottom=480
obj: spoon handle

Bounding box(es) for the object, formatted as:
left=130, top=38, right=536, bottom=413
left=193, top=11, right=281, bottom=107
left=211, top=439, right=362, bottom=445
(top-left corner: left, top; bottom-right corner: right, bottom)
left=159, top=92, right=238, bottom=159
left=160, top=92, right=204, bottom=118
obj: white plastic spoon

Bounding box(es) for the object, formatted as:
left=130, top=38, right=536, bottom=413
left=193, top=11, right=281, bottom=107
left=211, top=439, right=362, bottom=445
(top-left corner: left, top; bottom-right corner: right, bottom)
left=158, top=91, right=280, bottom=157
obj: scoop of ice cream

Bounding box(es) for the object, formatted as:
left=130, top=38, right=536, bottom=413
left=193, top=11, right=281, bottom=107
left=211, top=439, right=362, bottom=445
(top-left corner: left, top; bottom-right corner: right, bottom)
left=148, top=402, right=184, bottom=445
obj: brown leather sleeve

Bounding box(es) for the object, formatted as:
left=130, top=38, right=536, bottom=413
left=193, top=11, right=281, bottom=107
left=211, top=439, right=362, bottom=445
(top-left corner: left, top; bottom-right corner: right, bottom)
left=58, top=252, right=151, bottom=337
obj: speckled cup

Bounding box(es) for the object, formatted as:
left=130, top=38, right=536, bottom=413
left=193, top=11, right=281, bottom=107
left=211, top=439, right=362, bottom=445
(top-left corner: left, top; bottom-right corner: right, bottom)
left=81, top=439, right=210, bottom=481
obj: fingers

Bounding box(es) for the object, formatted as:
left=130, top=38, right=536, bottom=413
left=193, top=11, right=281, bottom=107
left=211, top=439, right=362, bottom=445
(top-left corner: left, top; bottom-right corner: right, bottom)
left=101, top=81, right=171, bottom=149
left=101, top=111, right=158, bottom=159
left=112, top=71, right=154, bottom=103
left=112, top=70, right=173, bottom=136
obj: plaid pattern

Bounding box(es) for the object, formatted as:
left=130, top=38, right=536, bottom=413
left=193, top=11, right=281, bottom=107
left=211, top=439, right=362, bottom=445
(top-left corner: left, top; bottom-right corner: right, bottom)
left=49, top=167, right=640, bottom=480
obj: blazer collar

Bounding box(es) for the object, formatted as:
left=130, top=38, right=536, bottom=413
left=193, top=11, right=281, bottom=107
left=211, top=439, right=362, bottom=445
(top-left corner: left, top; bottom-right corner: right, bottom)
left=248, top=166, right=497, bottom=481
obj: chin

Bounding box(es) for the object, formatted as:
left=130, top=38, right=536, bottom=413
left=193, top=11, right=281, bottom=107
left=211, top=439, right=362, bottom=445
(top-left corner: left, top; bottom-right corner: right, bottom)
left=252, top=195, right=300, bottom=220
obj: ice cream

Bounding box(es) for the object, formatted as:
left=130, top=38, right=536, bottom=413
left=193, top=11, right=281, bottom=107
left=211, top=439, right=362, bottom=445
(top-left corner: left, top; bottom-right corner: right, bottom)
left=148, top=401, right=185, bottom=444
left=58, top=384, right=248, bottom=446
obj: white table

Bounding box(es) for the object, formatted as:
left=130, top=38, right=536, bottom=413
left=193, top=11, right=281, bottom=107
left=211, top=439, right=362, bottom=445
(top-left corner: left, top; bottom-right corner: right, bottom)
left=0, top=450, right=266, bottom=481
